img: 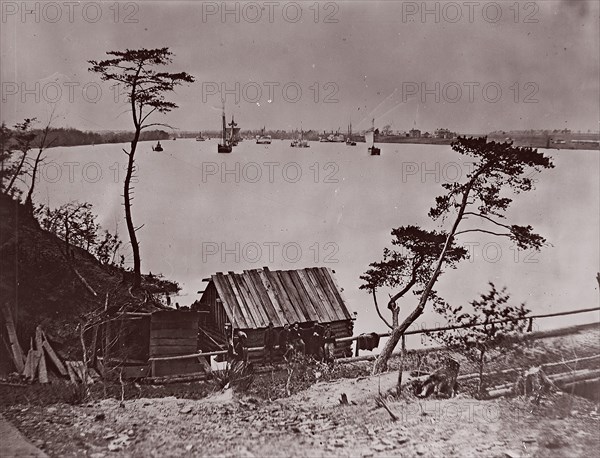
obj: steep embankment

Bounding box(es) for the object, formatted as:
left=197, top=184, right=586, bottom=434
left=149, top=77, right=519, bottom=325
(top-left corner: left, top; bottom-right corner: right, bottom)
left=0, top=194, right=176, bottom=370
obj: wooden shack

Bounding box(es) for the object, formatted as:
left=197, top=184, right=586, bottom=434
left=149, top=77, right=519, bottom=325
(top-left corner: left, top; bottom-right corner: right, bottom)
left=101, top=310, right=206, bottom=379
left=196, top=267, right=354, bottom=359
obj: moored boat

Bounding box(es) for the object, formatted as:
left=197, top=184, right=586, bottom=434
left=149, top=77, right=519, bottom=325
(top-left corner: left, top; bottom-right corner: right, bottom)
left=367, top=119, right=380, bottom=156
left=256, top=127, right=272, bottom=144
left=218, top=105, right=232, bottom=153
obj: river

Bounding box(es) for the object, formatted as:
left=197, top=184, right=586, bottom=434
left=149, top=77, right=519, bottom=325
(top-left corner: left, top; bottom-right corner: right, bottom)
left=35, top=138, right=600, bottom=339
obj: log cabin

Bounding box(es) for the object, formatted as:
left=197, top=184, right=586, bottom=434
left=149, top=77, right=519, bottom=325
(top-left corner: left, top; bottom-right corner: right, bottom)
left=195, top=267, right=355, bottom=360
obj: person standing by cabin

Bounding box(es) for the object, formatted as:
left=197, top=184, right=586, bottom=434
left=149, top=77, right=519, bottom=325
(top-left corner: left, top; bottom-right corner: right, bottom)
left=280, top=324, right=293, bottom=359
left=263, top=321, right=276, bottom=364
left=226, top=324, right=237, bottom=363
left=313, top=323, right=325, bottom=361
left=323, top=324, right=335, bottom=365
left=292, top=323, right=305, bottom=356
left=234, top=330, right=249, bottom=363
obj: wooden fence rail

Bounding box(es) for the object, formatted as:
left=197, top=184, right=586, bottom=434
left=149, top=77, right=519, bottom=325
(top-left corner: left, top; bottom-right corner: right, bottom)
left=148, top=306, right=600, bottom=363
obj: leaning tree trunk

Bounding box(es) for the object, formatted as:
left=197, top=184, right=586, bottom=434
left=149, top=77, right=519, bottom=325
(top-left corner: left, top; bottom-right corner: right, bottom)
left=372, top=266, right=442, bottom=374
left=372, top=176, right=478, bottom=375
left=124, top=129, right=142, bottom=288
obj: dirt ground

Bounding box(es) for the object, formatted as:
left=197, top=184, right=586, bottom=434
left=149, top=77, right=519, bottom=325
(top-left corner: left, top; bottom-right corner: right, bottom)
left=2, top=370, right=599, bottom=458
left=2, top=325, right=599, bottom=457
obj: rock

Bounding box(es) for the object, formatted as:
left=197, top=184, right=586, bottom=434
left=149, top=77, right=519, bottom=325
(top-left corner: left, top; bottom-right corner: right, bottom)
left=373, top=444, right=386, bottom=452
left=95, top=413, right=106, bottom=421
left=180, top=406, right=193, bottom=414
left=522, top=436, right=536, bottom=444
left=47, top=407, right=58, bottom=413
left=185, top=444, right=194, bottom=451
left=102, top=433, right=116, bottom=440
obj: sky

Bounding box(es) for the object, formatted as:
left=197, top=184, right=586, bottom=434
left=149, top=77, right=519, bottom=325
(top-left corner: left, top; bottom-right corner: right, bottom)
left=1, top=0, right=599, bottom=134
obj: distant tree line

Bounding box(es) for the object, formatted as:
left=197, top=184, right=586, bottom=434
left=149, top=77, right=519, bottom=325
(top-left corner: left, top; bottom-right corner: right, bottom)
left=2, top=126, right=170, bottom=149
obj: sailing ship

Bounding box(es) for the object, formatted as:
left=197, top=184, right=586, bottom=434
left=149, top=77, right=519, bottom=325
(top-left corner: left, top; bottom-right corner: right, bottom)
left=290, top=125, right=309, bottom=148
left=226, top=116, right=241, bottom=146
left=152, top=141, right=163, bottom=152
left=195, top=131, right=205, bottom=141
left=256, top=127, right=272, bottom=144
left=346, top=122, right=356, bottom=146
left=218, top=104, right=232, bottom=153
left=367, top=119, right=380, bottom=156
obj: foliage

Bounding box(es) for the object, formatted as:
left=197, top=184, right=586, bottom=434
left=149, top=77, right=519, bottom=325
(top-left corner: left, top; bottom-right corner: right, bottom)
left=360, top=226, right=468, bottom=327
left=1, top=118, right=37, bottom=197
left=368, top=137, right=554, bottom=374
left=429, top=282, right=530, bottom=396
left=88, top=47, right=194, bottom=288
left=35, top=201, right=123, bottom=266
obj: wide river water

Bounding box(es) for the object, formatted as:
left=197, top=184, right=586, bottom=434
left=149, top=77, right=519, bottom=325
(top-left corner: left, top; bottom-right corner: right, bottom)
left=35, top=138, right=599, bottom=341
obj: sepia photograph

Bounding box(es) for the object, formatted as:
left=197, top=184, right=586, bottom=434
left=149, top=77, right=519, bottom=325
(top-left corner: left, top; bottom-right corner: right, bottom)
left=0, top=1, right=599, bottom=456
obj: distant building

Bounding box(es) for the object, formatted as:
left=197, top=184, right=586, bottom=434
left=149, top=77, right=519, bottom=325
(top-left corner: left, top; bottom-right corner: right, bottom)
left=409, top=128, right=421, bottom=138
left=435, top=128, right=455, bottom=139
left=422, top=132, right=431, bottom=138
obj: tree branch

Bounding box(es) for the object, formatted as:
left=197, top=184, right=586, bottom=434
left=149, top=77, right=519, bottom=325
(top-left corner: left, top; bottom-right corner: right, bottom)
left=455, top=229, right=511, bottom=238
left=372, top=289, right=393, bottom=329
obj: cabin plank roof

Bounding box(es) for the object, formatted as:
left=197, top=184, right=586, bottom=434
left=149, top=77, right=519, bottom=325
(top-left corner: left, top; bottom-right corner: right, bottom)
left=206, top=267, right=352, bottom=328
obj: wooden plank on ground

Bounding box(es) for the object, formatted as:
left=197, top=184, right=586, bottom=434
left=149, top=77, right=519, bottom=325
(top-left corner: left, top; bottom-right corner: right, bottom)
left=1, top=303, right=25, bottom=372
left=35, top=327, right=48, bottom=384
left=65, top=360, right=78, bottom=383
left=22, top=349, right=34, bottom=379
left=41, top=337, right=67, bottom=376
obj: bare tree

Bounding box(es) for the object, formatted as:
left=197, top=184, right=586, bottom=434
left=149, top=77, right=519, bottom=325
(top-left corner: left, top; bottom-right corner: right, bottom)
left=25, top=108, right=58, bottom=213
left=2, top=119, right=36, bottom=196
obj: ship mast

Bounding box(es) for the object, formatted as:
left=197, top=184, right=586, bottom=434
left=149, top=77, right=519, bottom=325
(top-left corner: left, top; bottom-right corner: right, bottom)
left=221, top=101, right=227, bottom=145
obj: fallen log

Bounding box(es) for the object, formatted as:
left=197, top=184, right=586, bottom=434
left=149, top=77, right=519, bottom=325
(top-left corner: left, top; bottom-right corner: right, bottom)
left=487, top=368, right=600, bottom=398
